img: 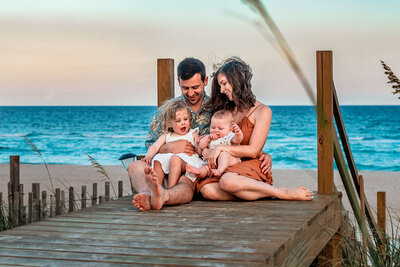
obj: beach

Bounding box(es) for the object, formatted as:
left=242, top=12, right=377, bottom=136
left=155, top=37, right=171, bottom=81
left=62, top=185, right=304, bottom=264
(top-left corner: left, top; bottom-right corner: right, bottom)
left=1, top=163, right=399, bottom=215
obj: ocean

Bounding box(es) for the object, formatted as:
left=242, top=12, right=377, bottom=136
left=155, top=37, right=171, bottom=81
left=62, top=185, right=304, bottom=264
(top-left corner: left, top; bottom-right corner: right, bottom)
left=0, top=106, right=399, bottom=171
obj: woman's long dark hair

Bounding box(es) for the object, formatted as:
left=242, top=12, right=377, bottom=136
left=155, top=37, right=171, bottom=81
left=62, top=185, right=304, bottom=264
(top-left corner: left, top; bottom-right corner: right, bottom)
left=208, top=57, right=256, bottom=113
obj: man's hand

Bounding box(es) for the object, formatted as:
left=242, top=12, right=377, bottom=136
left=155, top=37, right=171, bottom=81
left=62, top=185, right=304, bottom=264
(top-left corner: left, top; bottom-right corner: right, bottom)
left=159, top=140, right=196, bottom=155
left=141, top=156, right=152, bottom=165
left=259, top=152, right=272, bottom=175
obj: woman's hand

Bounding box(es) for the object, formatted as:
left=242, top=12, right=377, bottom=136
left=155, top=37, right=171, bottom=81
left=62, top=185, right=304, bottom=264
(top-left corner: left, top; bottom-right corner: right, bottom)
left=258, top=152, right=272, bottom=174
left=203, top=146, right=223, bottom=170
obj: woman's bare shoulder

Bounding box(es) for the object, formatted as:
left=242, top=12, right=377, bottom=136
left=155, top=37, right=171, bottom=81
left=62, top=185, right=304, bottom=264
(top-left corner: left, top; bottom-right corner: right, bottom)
left=254, top=101, right=272, bottom=116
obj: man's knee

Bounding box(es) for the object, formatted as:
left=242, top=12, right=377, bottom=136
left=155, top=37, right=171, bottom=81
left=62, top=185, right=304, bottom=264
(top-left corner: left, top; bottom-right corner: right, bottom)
left=219, top=174, right=240, bottom=193
left=177, top=175, right=195, bottom=193
left=128, top=160, right=147, bottom=177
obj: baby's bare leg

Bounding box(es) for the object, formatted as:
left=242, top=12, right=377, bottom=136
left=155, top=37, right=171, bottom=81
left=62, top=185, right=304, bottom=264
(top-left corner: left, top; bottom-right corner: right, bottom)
left=168, top=155, right=186, bottom=188
left=211, top=151, right=240, bottom=177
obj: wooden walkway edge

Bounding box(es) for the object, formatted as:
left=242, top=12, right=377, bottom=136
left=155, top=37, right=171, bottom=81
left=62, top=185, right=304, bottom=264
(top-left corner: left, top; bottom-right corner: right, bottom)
left=0, top=194, right=341, bottom=266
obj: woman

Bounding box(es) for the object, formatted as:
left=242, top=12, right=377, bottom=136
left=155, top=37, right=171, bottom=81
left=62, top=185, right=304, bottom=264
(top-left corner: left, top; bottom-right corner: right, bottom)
left=198, top=57, right=312, bottom=201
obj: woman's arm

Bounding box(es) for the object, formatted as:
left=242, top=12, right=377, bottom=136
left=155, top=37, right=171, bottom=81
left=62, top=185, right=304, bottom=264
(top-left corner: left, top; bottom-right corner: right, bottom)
left=204, top=105, right=271, bottom=168
left=225, top=105, right=271, bottom=158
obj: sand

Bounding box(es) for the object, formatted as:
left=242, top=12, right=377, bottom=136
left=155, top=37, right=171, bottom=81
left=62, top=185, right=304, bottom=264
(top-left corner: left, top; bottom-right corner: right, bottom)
left=0, top=164, right=399, bottom=214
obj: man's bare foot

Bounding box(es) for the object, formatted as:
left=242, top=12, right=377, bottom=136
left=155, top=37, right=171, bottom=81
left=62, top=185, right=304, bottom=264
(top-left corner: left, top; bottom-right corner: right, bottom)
left=144, top=166, right=168, bottom=210
left=282, top=187, right=313, bottom=201
left=132, top=193, right=151, bottom=211
left=211, top=168, right=223, bottom=177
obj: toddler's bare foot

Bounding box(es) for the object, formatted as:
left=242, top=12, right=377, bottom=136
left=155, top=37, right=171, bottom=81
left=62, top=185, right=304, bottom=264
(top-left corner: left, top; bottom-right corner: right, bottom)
left=144, top=166, right=169, bottom=210
left=186, top=164, right=201, bottom=175
left=211, top=169, right=223, bottom=177
left=132, top=193, right=151, bottom=211
left=186, top=164, right=210, bottom=179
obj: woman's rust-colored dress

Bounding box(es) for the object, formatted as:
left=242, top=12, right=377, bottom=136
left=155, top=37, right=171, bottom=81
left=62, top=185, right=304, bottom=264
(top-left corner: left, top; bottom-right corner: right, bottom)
left=196, top=110, right=273, bottom=193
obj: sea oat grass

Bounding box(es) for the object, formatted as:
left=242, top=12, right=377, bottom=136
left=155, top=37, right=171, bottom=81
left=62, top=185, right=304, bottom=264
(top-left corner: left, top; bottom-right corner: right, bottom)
left=380, top=60, right=400, bottom=99
left=340, top=210, right=400, bottom=266
left=86, top=153, right=117, bottom=198
left=24, top=136, right=55, bottom=194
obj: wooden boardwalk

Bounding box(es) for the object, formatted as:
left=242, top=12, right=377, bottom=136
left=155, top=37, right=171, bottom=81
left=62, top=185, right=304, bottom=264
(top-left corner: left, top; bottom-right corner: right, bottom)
left=0, top=194, right=341, bottom=266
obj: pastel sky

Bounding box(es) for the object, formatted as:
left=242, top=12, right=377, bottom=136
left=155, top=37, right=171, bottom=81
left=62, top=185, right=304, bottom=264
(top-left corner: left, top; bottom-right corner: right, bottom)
left=1, top=0, right=399, bottom=106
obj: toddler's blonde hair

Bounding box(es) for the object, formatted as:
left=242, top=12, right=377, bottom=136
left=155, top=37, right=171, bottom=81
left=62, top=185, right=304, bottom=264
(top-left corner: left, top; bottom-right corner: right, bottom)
left=160, top=98, right=193, bottom=133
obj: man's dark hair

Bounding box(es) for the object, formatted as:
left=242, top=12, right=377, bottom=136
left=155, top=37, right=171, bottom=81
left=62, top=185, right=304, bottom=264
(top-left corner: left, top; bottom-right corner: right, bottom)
left=177, top=57, right=206, bottom=82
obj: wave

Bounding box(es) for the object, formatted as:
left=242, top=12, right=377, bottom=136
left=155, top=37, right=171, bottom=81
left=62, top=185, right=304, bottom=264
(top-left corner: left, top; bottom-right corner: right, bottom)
left=0, top=132, right=32, bottom=137
left=82, top=134, right=147, bottom=139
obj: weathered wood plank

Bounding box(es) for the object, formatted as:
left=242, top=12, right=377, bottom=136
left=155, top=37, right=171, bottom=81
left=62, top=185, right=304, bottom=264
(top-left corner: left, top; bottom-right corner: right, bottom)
left=0, top=242, right=267, bottom=262
left=0, top=193, right=342, bottom=266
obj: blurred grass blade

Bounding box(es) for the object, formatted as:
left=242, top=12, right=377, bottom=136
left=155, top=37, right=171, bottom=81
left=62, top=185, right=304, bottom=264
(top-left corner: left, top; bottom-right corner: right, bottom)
left=242, top=0, right=316, bottom=106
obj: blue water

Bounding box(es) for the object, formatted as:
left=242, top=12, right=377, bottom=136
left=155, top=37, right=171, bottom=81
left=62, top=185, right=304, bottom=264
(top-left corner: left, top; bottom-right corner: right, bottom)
left=0, top=106, right=399, bottom=171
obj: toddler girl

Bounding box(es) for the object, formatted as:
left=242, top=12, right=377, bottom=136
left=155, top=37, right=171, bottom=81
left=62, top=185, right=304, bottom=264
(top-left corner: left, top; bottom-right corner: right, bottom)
left=142, top=98, right=204, bottom=188
left=186, top=110, right=243, bottom=178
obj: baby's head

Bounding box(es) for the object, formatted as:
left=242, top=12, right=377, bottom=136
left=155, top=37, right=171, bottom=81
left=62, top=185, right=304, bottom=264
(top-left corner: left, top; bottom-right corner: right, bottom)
left=161, top=98, right=192, bottom=134
left=210, top=110, right=234, bottom=138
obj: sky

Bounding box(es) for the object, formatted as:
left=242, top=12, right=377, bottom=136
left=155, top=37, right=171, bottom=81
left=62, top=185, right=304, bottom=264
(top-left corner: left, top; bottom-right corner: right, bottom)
left=1, top=0, right=400, bottom=106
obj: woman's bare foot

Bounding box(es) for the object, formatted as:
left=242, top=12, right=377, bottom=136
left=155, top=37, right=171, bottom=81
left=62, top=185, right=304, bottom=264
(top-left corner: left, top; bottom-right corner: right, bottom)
left=210, top=168, right=223, bottom=177
left=144, top=166, right=169, bottom=210
left=186, top=164, right=209, bottom=179
left=132, top=193, right=151, bottom=211
left=282, top=187, right=313, bottom=201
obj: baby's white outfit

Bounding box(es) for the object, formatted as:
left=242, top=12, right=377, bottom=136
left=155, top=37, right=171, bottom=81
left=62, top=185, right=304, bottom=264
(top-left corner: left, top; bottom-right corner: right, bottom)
left=208, top=132, right=236, bottom=149
left=152, top=128, right=205, bottom=182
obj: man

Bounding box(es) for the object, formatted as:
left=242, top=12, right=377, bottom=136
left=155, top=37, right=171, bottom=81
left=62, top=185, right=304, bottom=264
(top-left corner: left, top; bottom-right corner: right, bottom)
left=129, top=57, right=271, bottom=211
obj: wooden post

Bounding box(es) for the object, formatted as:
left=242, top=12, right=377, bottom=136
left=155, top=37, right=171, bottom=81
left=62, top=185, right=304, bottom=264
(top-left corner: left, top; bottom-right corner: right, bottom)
left=0, top=192, right=3, bottom=224
left=19, top=184, right=24, bottom=225
left=42, top=191, right=47, bottom=219
left=105, top=182, right=110, bottom=202
left=377, top=191, right=386, bottom=253
left=317, top=51, right=334, bottom=195
left=32, top=183, right=40, bottom=221
left=28, top=192, right=33, bottom=223
left=316, top=51, right=341, bottom=267
left=81, top=185, right=87, bottom=209
left=7, top=182, right=13, bottom=226
left=13, top=191, right=19, bottom=226
left=61, top=190, right=65, bottom=214
left=10, top=156, right=20, bottom=197
left=10, top=156, right=20, bottom=226
left=68, top=187, right=74, bottom=212
left=157, top=58, right=175, bottom=107
left=55, top=188, right=61, bottom=215
left=360, top=175, right=367, bottom=255
left=92, top=183, right=97, bottom=206
left=50, top=195, right=54, bottom=217
left=118, top=181, right=123, bottom=198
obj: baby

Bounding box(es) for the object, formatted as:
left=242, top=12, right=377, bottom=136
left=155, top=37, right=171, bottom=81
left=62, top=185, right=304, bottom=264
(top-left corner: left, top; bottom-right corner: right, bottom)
left=186, top=110, right=243, bottom=178
left=142, top=98, right=204, bottom=188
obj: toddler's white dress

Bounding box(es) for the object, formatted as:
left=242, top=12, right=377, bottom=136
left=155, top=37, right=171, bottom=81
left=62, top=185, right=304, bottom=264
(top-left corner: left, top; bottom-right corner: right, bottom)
left=152, top=128, right=205, bottom=182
